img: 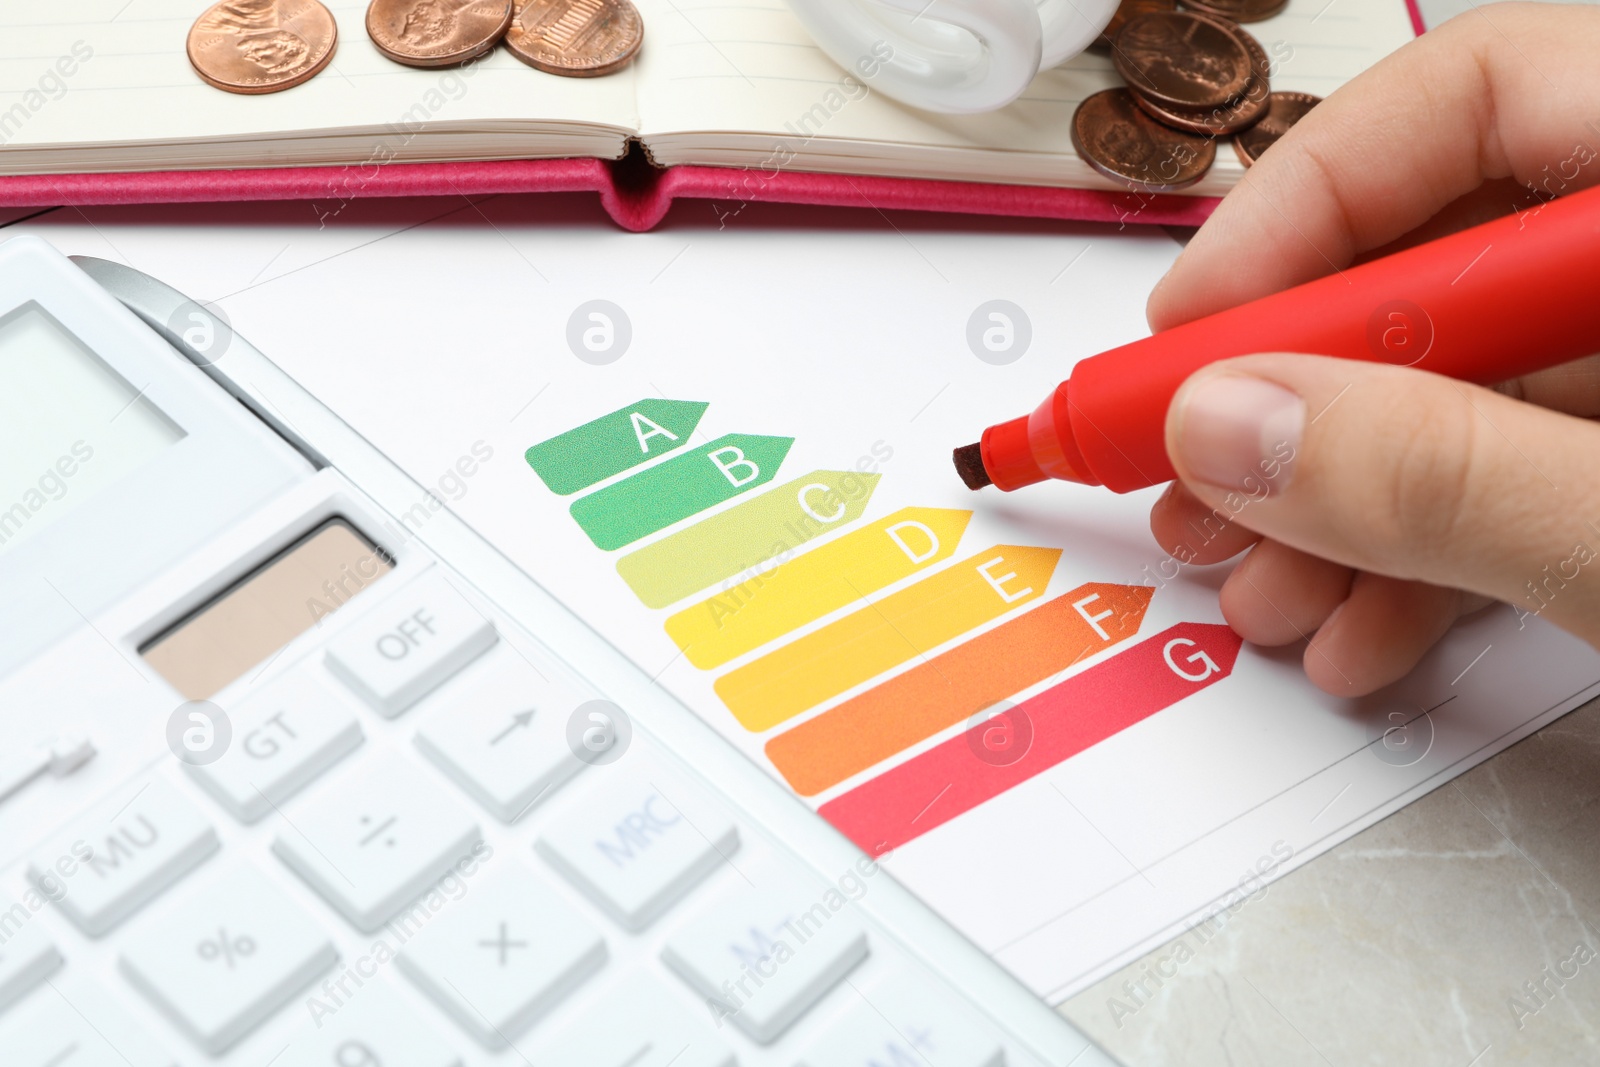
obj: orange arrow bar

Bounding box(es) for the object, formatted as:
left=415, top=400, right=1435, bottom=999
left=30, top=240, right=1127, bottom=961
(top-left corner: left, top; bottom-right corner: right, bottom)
left=767, top=583, right=1153, bottom=794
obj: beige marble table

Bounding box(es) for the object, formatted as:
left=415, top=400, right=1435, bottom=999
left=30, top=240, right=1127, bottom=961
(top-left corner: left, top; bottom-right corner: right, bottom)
left=1060, top=0, right=1600, bottom=1057
left=1059, top=693, right=1600, bottom=1064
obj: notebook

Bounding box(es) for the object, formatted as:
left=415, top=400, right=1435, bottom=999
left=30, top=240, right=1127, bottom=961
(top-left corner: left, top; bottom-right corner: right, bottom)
left=0, top=0, right=1418, bottom=224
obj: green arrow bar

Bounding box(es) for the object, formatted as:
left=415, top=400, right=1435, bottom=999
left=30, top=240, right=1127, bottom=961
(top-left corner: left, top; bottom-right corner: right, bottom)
left=571, top=433, right=795, bottom=551
left=616, top=469, right=882, bottom=608
left=525, top=398, right=709, bottom=495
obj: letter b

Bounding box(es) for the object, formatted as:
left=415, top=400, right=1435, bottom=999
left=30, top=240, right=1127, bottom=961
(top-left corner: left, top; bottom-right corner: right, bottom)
left=709, top=446, right=759, bottom=487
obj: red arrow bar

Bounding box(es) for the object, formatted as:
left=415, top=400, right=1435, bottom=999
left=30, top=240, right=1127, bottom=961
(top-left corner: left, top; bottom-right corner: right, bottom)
left=819, top=622, right=1243, bottom=856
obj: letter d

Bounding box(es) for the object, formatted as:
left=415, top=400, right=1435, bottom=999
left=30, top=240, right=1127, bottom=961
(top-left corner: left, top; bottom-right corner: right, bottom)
left=885, top=520, right=938, bottom=564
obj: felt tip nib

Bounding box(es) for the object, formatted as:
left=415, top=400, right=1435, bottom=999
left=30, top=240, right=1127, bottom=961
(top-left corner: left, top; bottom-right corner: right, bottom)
left=953, top=442, right=991, bottom=490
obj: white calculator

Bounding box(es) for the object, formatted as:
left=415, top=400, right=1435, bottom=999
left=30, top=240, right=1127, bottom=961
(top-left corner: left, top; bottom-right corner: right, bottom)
left=0, top=234, right=1115, bottom=1066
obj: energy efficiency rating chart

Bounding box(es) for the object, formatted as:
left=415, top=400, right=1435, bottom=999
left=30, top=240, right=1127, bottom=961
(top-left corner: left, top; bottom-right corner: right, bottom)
left=165, top=203, right=1600, bottom=1004
left=524, top=397, right=1241, bottom=851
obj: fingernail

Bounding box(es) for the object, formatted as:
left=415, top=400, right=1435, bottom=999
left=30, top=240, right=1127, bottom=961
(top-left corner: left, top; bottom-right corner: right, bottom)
left=1175, top=375, right=1304, bottom=490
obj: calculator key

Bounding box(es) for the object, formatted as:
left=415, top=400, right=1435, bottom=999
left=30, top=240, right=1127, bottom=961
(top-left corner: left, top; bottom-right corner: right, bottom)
left=662, top=870, right=869, bottom=1044
left=187, top=669, right=363, bottom=823
left=272, top=752, right=482, bottom=932
left=414, top=649, right=584, bottom=823
left=396, top=861, right=605, bottom=1049
left=0, top=977, right=178, bottom=1067
left=536, top=754, right=738, bottom=931
left=119, top=864, right=338, bottom=1054
left=0, top=915, right=61, bottom=1015
left=28, top=776, right=219, bottom=936
left=539, top=972, right=733, bottom=1067
left=326, top=571, right=497, bottom=717
left=275, top=979, right=463, bottom=1067
left=795, top=971, right=1005, bottom=1067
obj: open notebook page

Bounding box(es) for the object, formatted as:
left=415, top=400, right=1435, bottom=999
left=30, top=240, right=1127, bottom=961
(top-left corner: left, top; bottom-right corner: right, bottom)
left=632, top=0, right=1415, bottom=195
left=0, top=0, right=637, bottom=174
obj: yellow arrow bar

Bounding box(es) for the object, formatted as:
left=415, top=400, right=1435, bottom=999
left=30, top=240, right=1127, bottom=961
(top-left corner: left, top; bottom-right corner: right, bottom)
left=666, top=507, right=972, bottom=669
left=715, top=544, right=1062, bottom=731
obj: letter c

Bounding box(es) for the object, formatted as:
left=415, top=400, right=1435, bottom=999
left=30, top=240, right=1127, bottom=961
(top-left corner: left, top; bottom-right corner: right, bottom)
left=798, top=483, right=845, bottom=523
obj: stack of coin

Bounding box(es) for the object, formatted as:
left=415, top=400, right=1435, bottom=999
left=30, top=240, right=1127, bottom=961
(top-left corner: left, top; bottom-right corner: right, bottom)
left=1180, top=0, right=1288, bottom=24
left=189, top=0, right=644, bottom=93
left=1114, top=11, right=1269, bottom=137
left=1232, top=89, right=1321, bottom=165
left=1094, top=0, right=1174, bottom=49
left=1075, top=0, right=1321, bottom=191
left=368, top=0, right=643, bottom=74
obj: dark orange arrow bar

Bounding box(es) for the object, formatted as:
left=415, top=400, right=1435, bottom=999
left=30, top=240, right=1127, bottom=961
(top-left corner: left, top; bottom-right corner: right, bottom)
left=767, top=583, right=1153, bottom=796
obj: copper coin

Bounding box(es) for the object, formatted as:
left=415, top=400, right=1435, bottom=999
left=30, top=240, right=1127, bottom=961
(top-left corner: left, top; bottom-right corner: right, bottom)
left=1094, top=0, right=1176, bottom=50
left=1129, top=20, right=1271, bottom=135
left=366, top=0, right=515, bottom=67
left=1234, top=90, right=1321, bottom=165
left=1180, top=0, right=1288, bottom=23
left=1112, top=11, right=1252, bottom=109
left=187, top=0, right=338, bottom=94
left=504, top=0, right=643, bottom=77
left=1072, top=88, right=1217, bottom=192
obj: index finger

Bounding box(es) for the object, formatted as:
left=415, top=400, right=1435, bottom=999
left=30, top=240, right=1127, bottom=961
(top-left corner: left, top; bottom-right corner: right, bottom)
left=1147, top=2, right=1600, bottom=332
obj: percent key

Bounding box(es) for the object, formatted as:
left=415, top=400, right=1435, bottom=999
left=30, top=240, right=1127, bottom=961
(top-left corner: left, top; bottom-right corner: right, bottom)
left=120, top=865, right=337, bottom=1054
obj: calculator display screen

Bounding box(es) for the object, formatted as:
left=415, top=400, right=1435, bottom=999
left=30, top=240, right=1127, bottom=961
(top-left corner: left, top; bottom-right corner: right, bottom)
left=0, top=303, right=184, bottom=558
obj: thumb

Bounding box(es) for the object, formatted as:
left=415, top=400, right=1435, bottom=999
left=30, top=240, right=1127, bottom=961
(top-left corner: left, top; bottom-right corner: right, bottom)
left=1165, top=354, right=1600, bottom=643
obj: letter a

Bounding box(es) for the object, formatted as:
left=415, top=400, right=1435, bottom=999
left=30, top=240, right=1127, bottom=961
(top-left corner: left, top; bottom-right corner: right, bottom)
left=631, top=412, right=679, bottom=453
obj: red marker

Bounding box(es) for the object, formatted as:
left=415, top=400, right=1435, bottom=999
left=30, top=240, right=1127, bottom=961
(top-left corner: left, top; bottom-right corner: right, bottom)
left=955, top=182, right=1600, bottom=494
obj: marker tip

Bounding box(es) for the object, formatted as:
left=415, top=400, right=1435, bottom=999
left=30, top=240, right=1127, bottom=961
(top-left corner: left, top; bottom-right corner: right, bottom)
left=953, top=443, right=991, bottom=490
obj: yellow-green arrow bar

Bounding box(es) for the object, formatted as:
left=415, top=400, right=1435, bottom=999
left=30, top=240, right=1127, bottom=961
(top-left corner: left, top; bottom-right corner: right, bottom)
left=616, top=469, right=882, bottom=608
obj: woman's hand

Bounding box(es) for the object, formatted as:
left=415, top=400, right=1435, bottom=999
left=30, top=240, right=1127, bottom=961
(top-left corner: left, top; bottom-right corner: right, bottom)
left=1149, top=2, right=1600, bottom=695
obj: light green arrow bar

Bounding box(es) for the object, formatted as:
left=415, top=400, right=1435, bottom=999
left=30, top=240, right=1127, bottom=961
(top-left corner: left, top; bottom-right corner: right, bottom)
left=616, top=469, right=882, bottom=608
left=570, top=433, right=795, bottom=551
left=525, top=398, right=708, bottom=495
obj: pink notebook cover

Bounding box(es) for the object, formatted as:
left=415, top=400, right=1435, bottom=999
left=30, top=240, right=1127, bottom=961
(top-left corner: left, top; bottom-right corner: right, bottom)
left=0, top=0, right=1423, bottom=232
left=0, top=157, right=1221, bottom=232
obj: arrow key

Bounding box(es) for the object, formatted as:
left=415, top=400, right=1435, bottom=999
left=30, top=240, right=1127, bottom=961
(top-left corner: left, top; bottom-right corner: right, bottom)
left=415, top=647, right=585, bottom=823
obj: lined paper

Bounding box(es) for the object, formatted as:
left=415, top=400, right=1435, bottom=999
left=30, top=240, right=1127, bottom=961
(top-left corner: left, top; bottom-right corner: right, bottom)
left=0, top=0, right=1414, bottom=191
left=0, top=0, right=636, bottom=173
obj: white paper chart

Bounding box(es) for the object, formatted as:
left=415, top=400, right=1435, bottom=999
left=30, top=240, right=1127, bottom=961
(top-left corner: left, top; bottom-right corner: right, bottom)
left=25, top=199, right=1600, bottom=1002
